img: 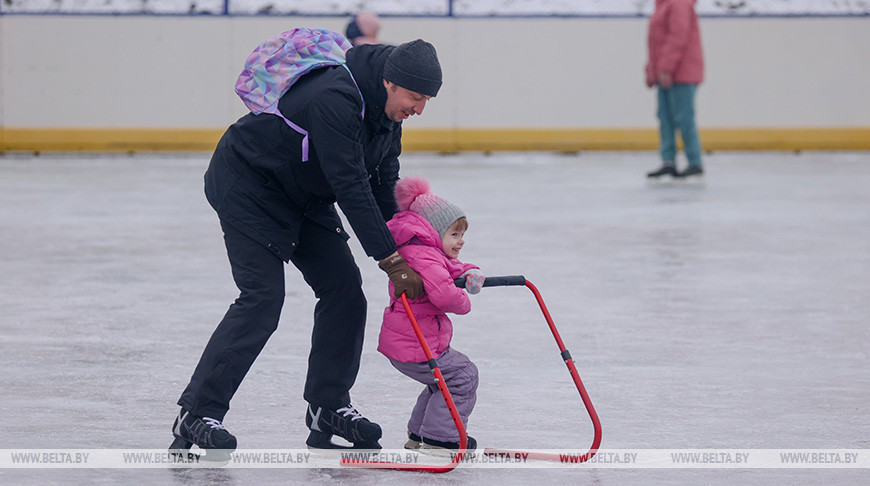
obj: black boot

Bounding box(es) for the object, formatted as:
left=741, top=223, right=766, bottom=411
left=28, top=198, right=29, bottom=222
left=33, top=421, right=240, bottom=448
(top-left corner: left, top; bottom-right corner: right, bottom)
left=421, top=435, right=478, bottom=451
left=405, top=431, right=422, bottom=450
left=305, top=404, right=382, bottom=450
left=647, top=165, right=679, bottom=180
left=169, top=409, right=237, bottom=461
left=678, top=165, right=704, bottom=179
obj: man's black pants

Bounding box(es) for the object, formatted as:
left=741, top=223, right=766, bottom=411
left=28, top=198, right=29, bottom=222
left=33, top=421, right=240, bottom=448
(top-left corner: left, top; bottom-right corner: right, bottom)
left=178, top=218, right=367, bottom=420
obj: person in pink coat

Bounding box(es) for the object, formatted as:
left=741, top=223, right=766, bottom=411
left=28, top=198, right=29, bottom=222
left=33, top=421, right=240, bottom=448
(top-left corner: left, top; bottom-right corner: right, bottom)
left=645, top=0, right=705, bottom=181
left=378, top=176, right=485, bottom=451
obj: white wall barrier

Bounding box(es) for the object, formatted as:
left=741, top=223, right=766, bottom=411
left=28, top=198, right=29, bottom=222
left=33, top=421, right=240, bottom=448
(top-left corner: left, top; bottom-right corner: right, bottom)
left=1, top=15, right=868, bottom=151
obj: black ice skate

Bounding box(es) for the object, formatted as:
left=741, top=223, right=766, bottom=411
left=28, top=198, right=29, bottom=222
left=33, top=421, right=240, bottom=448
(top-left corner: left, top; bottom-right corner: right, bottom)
left=305, top=404, right=382, bottom=450
left=678, top=165, right=704, bottom=181
left=169, top=409, right=237, bottom=462
left=646, top=165, right=679, bottom=181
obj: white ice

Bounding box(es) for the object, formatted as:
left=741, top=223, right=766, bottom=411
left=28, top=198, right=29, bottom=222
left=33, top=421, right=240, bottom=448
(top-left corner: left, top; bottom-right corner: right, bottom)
left=0, top=150, right=868, bottom=484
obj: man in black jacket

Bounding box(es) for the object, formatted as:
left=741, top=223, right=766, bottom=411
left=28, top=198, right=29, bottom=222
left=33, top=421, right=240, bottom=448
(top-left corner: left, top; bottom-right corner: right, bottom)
left=170, top=39, right=442, bottom=454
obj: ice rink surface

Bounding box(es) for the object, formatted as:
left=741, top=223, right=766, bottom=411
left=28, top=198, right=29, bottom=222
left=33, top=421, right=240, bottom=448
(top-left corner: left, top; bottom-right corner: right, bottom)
left=1, top=150, right=867, bottom=484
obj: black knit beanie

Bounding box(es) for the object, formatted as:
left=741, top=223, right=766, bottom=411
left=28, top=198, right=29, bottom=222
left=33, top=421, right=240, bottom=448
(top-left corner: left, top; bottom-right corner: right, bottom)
left=383, top=39, right=442, bottom=97
left=345, top=19, right=362, bottom=40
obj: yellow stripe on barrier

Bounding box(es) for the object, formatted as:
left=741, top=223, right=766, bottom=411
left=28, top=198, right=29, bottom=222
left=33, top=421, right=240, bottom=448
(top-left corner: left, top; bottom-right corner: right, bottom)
left=0, top=128, right=224, bottom=153
left=2, top=127, right=869, bottom=153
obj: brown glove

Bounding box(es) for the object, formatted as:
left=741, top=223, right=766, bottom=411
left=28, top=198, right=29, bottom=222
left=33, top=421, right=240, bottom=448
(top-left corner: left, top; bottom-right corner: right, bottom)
left=378, top=253, right=424, bottom=299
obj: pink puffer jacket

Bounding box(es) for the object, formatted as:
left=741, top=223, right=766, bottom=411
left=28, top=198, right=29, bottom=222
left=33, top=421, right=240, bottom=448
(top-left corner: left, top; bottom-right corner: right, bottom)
left=378, top=211, right=478, bottom=363
left=646, top=0, right=704, bottom=85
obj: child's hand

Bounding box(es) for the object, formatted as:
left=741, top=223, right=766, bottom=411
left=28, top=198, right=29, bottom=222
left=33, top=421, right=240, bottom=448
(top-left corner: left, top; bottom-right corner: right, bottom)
left=461, top=269, right=485, bottom=294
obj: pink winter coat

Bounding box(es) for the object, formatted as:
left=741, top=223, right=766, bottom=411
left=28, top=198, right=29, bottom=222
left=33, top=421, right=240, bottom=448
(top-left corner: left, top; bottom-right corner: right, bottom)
left=378, top=211, right=478, bottom=363
left=646, top=0, right=704, bottom=85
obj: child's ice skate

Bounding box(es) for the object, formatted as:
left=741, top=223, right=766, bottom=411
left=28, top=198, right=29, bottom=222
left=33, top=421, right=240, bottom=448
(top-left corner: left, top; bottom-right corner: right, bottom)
left=418, top=435, right=478, bottom=456
left=404, top=431, right=422, bottom=450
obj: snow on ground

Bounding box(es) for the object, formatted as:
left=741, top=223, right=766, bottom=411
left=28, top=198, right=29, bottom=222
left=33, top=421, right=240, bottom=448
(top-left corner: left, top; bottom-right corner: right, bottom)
left=0, top=150, right=867, bottom=484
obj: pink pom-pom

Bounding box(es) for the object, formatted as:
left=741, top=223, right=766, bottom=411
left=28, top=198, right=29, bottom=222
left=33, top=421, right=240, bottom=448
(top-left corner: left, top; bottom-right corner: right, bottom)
left=395, top=176, right=431, bottom=211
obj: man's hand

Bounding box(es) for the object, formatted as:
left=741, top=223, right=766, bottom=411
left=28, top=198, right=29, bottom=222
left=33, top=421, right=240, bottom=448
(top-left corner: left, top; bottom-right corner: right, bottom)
left=378, top=253, right=424, bottom=299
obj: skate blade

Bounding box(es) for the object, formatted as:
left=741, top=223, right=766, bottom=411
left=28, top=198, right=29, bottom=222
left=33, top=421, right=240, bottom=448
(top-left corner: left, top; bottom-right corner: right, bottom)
left=418, top=445, right=478, bottom=459
left=170, top=450, right=232, bottom=465
left=306, top=430, right=381, bottom=453
left=196, top=449, right=233, bottom=463
left=646, top=175, right=679, bottom=185
left=678, top=174, right=705, bottom=185
left=169, top=437, right=232, bottom=465
left=648, top=175, right=705, bottom=186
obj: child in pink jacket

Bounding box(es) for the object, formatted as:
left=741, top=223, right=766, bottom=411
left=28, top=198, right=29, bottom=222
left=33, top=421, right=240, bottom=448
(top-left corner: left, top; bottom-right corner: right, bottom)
left=378, top=176, right=485, bottom=451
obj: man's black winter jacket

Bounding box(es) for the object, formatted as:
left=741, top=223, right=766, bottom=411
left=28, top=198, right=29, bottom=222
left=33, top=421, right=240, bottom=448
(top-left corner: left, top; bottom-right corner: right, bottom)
left=204, top=44, right=403, bottom=262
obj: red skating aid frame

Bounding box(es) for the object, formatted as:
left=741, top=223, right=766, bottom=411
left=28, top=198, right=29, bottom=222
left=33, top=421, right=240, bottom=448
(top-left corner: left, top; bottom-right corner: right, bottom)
left=341, top=276, right=601, bottom=472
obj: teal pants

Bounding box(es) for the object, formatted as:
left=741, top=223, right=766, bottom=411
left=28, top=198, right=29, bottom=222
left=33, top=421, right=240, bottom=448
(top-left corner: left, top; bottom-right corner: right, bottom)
left=657, top=84, right=702, bottom=168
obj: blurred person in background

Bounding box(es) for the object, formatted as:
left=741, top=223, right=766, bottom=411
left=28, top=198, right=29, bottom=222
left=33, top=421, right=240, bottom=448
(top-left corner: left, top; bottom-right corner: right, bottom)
left=645, top=0, right=705, bottom=182
left=345, top=11, right=382, bottom=46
